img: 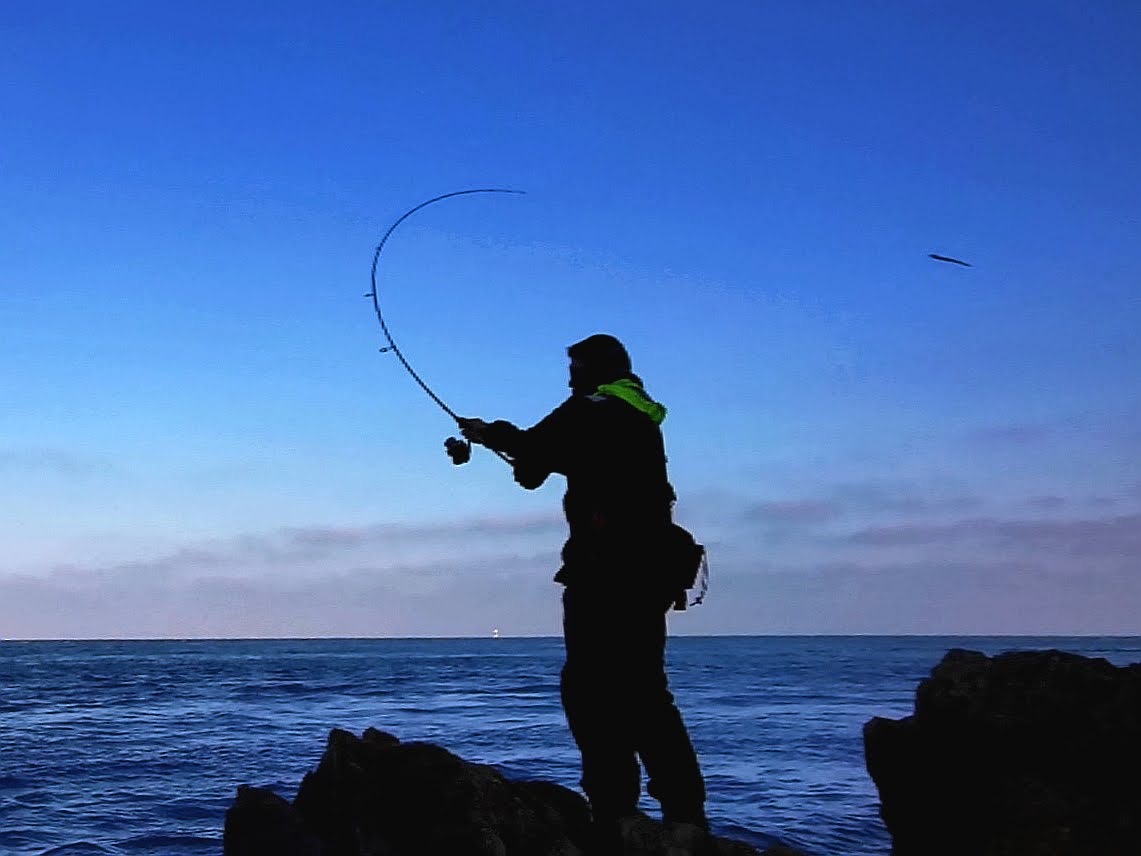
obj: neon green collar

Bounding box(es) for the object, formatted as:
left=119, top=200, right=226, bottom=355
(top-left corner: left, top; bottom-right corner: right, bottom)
left=595, top=378, right=667, bottom=424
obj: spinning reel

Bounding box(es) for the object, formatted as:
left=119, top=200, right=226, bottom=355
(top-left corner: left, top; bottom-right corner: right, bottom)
left=444, top=436, right=472, bottom=466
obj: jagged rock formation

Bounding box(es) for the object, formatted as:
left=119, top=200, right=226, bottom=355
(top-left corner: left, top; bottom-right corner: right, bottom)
left=224, top=727, right=804, bottom=856
left=864, top=648, right=1141, bottom=856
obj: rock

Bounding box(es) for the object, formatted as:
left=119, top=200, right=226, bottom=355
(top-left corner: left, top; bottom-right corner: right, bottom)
left=864, top=648, right=1141, bottom=856
left=223, top=784, right=321, bottom=856
left=224, top=727, right=803, bottom=856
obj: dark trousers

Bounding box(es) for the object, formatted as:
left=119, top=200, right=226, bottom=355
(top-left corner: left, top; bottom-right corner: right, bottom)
left=560, top=584, right=706, bottom=824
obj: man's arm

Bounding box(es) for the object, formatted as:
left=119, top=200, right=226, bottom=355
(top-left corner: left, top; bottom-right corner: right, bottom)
left=459, top=398, right=578, bottom=488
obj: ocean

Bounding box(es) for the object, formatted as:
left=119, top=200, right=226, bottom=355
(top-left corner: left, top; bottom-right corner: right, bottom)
left=2, top=636, right=1139, bottom=856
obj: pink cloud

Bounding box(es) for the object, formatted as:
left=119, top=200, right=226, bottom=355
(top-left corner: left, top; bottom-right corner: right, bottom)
left=1025, top=496, right=1067, bottom=510
left=847, top=513, right=1141, bottom=559
left=746, top=499, right=842, bottom=524
left=962, top=424, right=1052, bottom=446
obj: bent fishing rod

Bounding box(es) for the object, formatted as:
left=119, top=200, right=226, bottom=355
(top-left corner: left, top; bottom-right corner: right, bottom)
left=366, top=188, right=524, bottom=465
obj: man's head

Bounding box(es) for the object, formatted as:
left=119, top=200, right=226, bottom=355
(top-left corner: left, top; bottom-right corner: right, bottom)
left=567, top=333, right=632, bottom=395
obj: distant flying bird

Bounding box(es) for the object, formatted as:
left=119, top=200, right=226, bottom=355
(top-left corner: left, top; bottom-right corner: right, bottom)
left=929, top=253, right=972, bottom=267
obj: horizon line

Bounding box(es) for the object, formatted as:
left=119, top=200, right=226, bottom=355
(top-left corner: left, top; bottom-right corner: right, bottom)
left=3, top=632, right=1140, bottom=643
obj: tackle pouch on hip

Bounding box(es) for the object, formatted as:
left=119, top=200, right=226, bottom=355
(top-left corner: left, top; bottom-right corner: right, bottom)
left=663, top=522, right=709, bottom=611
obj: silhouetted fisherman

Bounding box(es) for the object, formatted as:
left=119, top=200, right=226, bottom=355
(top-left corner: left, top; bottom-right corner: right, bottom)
left=459, top=334, right=708, bottom=849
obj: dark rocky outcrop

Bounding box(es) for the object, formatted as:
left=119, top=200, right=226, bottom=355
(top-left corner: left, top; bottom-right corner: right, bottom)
left=864, top=648, right=1141, bottom=855
left=225, top=727, right=803, bottom=856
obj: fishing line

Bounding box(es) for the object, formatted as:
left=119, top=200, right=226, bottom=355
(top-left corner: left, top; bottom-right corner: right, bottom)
left=366, top=188, right=524, bottom=463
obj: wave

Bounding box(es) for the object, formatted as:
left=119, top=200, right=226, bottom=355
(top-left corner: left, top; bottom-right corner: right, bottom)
left=115, top=833, right=220, bottom=851
left=39, top=844, right=115, bottom=856
left=227, top=681, right=323, bottom=700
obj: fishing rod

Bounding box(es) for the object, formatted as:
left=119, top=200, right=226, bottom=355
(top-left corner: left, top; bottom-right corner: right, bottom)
left=366, top=188, right=524, bottom=465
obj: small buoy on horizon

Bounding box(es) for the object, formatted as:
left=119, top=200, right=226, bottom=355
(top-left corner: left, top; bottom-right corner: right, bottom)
left=492, top=628, right=500, bottom=639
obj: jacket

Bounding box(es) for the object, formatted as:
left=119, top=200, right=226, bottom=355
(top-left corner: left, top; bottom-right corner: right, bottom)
left=481, top=377, right=677, bottom=545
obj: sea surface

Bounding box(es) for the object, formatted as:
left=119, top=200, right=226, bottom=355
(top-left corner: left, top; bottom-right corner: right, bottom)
left=2, top=636, right=1139, bottom=856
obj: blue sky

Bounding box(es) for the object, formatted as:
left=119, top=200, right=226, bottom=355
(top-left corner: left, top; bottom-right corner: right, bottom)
left=3, top=2, right=1139, bottom=638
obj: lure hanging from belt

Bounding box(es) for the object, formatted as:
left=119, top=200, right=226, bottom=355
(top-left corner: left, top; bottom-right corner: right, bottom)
left=365, top=188, right=524, bottom=465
